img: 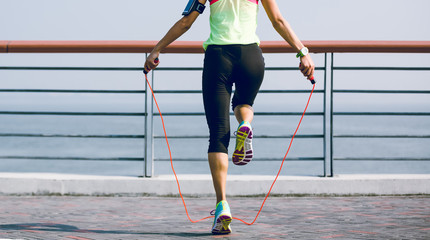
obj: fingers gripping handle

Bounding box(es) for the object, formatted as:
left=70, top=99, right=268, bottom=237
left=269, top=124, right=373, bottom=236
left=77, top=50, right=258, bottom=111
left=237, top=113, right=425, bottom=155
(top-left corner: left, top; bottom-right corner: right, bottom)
left=144, top=58, right=159, bottom=75
left=299, top=63, right=315, bottom=85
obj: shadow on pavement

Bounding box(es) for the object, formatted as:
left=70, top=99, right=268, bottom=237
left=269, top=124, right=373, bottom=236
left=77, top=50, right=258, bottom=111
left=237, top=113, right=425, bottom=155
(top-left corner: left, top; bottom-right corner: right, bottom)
left=0, top=223, right=214, bottom=237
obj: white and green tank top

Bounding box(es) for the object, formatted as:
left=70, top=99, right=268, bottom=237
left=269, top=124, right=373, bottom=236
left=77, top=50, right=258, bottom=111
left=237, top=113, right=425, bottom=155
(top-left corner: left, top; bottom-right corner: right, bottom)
left=203, top=0, right=260, bottom=50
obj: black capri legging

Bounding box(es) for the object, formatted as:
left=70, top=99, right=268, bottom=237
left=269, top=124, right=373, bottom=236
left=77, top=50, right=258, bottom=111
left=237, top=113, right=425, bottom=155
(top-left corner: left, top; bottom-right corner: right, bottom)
left=202, top=43, right=265, bottom=154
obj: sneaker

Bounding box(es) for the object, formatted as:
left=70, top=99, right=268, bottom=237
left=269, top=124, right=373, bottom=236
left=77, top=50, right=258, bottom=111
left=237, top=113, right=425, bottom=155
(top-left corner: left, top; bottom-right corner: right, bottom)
left=233, top=121, right=253, bottom=166
left=211, top=200, right=232, bottom=235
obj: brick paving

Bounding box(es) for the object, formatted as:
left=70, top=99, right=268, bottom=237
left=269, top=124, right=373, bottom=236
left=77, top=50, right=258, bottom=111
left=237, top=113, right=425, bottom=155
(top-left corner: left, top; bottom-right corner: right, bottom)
left=0, top=196, right=429, bottom=239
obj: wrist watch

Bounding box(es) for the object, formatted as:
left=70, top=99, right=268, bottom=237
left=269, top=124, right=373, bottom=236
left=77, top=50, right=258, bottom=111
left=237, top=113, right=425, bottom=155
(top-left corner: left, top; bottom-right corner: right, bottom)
left=296, top=47, right=309, bottom=58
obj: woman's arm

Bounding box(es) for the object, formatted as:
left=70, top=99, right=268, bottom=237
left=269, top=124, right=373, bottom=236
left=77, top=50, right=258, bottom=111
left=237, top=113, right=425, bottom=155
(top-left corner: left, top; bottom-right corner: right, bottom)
left=144, top=0, right=207, bottom=73
left=261, top=0, right=315, bottom=79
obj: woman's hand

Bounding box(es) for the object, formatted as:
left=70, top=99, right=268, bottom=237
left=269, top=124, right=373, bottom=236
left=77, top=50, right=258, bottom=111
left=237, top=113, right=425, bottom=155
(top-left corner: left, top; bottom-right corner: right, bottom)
left=144, top=52, right=160, bottom=74
left=299, top=55, right=315, bottom=80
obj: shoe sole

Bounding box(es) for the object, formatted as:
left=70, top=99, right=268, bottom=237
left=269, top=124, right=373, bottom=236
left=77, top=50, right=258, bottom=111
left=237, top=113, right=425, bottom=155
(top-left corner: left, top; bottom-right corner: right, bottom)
left=233, top=125, right=253, bottom=166
left=211, top=214, right=232, bottom=235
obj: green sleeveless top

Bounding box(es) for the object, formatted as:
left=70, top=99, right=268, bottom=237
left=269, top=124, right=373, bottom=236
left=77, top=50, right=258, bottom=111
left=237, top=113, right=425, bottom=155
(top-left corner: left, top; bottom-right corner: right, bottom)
left=203, top=0, right=260, bottom=50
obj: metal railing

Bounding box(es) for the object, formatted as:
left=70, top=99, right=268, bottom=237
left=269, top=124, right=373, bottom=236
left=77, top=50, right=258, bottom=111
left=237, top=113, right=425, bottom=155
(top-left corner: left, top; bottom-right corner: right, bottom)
left=329, top=53, right=430, bottom=175
left=1, top=40, right=429, bottom=177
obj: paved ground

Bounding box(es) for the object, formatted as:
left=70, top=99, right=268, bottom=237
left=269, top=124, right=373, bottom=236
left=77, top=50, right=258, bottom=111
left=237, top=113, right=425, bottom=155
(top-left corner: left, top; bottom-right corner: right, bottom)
left=0, top=196, right=429, bottom=240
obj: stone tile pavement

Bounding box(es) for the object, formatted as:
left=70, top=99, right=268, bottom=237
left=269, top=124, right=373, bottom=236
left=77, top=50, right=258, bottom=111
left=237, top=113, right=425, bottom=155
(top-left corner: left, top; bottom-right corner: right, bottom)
left=0, top=196, right=429, bottom=239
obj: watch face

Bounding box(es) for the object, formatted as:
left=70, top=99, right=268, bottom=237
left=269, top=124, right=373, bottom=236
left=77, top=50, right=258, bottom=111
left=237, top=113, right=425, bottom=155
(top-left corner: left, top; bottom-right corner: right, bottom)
left=302, top=47, right=309, bottom=55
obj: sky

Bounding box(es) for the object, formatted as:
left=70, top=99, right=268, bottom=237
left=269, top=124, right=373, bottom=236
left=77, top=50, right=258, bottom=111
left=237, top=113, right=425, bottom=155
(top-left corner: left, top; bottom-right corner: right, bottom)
left=1, top=0, right=430, bottom=41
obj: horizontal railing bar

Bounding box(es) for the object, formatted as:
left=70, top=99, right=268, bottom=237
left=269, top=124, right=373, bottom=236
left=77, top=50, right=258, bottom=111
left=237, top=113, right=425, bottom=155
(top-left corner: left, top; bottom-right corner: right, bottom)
left=248, top=112, right=324, bottom=116
left=154, top=157, right=324, bottom=161
left=0, top=89, right=325, bottom=94
left=333, top=66, right=430, bottom=71
left=333, top=112, right=430, bottom=116
left=2, top=40, right=430, bottom=53
left=5, top=89, right=426, bottom=95
left=153, top=67, right=202, bottom=71
left=153, top=134, right=324, bottom=139
left=266, top=67, right=326, bottom=71
left=0, top=66, right=143, bottom=71
left=0, top=111, right=324, bottom=116
left=0, top=89, right=145, bottom=93
left=259, top=90, right=324, bottom=94
left=0, top=134, right=323, bottom=139
left=334, top=157, right=430, bottom=161
left=0, top=111, right=146, bottom=116
left=0, top=133, right=145, bottom=138
left=0, top=66, right=326, bottom=71
left=334, top=135, right=430, bottom=138
left=334, top=90, right=430, bottom=94
left=4, top=156, right=427, bottom=161
left=154, top=112, right=324, bottom=116
left=154, top=90, right=201, bottom=94
left=0, top=156, right=144, bottom=161
left=153, top=90, right=325, bottom=94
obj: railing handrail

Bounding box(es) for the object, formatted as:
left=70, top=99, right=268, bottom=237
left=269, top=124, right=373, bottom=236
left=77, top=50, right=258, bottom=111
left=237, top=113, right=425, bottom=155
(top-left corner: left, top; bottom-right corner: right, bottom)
left=1, top=40, right=430, bottom=53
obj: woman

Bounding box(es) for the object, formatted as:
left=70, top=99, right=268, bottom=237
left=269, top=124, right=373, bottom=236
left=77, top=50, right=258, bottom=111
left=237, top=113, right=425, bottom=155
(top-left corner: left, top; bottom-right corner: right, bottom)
left=144, top=0, right=315, bottom=235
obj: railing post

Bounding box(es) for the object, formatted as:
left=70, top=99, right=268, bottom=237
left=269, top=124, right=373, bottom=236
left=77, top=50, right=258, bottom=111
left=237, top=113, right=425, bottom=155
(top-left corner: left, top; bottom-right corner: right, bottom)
left=323, top=53, right=328, bottom=177
left=324, top=53, right=334, bottom=177
left=144, top=55, right=154, bottom=177
left=329, top=53, right=334, bottom=177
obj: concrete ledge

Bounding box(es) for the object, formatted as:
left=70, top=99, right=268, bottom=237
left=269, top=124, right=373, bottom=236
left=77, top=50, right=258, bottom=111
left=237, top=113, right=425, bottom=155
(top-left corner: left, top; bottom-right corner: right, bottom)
left=1, top=173, right=429, bottom=196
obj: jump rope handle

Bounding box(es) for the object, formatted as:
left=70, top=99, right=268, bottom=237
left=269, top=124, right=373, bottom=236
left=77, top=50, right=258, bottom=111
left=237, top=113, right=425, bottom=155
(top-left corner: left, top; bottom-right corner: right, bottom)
left=143, top=58, right=159, bottom=75
left=299, top=63, right=315, bottom=85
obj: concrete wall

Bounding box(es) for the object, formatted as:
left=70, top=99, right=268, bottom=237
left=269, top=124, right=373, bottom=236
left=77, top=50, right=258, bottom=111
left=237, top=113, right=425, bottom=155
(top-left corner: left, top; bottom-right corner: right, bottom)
left=1, top=173, right=429, bottom=196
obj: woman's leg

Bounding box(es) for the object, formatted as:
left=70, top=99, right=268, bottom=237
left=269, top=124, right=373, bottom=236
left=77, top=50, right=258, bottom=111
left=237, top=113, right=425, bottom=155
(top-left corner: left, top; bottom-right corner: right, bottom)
left=231, top=44, right=265, bottom=165
left=203, top=46, right=234, bottom=234
left=208, top=152, right=228, bottom=203
left=234, top=104, right=254, bottom=123
left=202, top=45, right=234, bottom=204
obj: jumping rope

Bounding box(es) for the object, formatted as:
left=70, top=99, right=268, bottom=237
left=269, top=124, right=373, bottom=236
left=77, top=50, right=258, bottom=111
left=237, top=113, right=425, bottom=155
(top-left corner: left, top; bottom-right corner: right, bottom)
left=144, top=60, right=315, bottom=225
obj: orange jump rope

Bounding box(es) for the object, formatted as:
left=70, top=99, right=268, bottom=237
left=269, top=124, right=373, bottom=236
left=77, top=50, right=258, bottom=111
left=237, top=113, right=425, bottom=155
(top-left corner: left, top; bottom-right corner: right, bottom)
left=144, top=58, right=315, bottom=225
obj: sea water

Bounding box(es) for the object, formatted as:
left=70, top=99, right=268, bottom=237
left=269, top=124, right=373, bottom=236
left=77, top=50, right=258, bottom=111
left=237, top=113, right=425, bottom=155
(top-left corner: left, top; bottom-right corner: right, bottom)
left=0, top=100, right=429, bottom=177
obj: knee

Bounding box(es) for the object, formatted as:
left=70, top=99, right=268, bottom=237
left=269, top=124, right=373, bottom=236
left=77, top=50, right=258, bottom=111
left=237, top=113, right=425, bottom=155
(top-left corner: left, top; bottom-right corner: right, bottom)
left=208, top=132, right=230, bottom=154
